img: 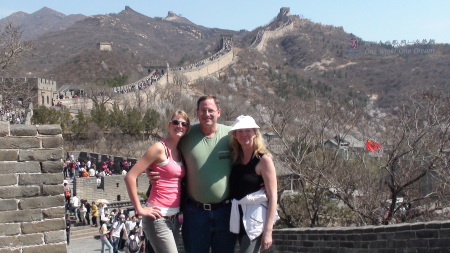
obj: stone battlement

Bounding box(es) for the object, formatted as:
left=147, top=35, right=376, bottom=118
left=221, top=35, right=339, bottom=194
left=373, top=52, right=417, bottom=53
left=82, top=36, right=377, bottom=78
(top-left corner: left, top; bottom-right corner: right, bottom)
left=268, top=220, right=450, bottom=252
left=0, top=122, right=66, bottom=252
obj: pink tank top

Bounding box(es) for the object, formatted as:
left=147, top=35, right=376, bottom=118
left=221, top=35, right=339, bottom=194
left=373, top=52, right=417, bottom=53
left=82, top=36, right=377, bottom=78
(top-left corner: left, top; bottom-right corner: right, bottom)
left=147, top=139, right=185, bottom=208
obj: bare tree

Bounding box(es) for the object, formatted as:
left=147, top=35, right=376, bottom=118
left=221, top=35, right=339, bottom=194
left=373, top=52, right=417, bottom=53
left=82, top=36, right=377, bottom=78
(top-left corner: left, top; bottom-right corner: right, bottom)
left=331, top=90, right=449, bottom=226
left=272, top=97, right=366, bottom=227
left=218, top=97, right=244, bottom=122
left=373, top=91, right=449, bottom=224
left=0, top=22, right=32, bottom=74
left=84, top=84, right=114, bottom=107
left=0, top=22, right=33, bottom=117
left=143, top=86, right=158, bottom=111
left=267, top=90, right=449, bottom=228
left=172, top=73, right=189, bottom=93
left=160, top=84, right=196, bottom=116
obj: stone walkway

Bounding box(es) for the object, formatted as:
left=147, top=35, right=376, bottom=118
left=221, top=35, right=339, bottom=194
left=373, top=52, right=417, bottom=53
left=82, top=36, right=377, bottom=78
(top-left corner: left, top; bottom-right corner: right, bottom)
left=67, top=234, right=101, bottom=253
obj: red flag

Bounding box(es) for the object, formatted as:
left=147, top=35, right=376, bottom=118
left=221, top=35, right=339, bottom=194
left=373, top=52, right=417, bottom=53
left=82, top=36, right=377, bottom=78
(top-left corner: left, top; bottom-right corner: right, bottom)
left=365, top=139, right=381, bottom=151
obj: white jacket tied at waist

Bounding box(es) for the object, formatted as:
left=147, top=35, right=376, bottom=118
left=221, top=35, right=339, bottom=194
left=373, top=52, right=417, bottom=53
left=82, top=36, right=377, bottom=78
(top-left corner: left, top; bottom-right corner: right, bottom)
left=230, top=189, right=279, bottom=240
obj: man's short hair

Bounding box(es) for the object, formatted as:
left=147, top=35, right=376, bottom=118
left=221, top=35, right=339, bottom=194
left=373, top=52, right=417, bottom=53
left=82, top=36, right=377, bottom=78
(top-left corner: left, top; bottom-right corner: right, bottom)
left=197, top=95, right=220, bottom=110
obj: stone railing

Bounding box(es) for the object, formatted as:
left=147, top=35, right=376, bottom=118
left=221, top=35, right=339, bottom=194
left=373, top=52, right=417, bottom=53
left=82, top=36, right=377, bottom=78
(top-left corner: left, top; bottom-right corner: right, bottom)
left=267, top=220, right=450, bottom=252
left=0, top=122, right=66, bottom=252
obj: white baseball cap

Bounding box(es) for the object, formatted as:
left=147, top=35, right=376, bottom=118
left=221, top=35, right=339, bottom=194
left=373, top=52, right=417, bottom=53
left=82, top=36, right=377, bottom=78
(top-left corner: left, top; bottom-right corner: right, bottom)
left=228, top=115, right=260, bottom=135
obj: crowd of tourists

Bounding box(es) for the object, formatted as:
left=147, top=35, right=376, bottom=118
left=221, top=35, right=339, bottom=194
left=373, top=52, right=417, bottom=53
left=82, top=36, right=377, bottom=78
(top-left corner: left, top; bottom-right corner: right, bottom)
left=64, top=180, right=149, bottom=253
left=0, top=108, right=25, bottom=124
left=113, top=70, right=165, bottom=95
left=0, top=101, right=26, bottom=124
left=63, top=155, right=133, bottom=182
left=62, top=153, right=145, bottom=252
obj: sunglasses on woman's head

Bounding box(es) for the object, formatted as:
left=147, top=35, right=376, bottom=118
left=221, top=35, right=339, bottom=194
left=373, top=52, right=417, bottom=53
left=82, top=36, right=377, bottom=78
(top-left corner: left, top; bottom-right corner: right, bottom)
left=170, top=119, right=189, bottom=127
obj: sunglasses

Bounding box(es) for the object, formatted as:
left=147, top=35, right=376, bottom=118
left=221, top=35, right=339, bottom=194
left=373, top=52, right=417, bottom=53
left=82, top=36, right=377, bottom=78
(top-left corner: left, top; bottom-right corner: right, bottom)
left=170, top=119, right=189, bottom=127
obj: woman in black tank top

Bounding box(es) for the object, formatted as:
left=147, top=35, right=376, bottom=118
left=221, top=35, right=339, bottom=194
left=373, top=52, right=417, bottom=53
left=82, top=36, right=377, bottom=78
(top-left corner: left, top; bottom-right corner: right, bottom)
left=228, top=115, right=278, bottom=253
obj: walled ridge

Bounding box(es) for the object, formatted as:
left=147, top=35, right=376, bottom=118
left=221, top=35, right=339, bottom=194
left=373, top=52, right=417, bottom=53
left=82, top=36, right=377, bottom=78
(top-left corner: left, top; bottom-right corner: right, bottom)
left=168, top=48, right=234, bottom=83
left=253, top=20, right=294, bottom=52
left=0, top=122, right=66, bottom=253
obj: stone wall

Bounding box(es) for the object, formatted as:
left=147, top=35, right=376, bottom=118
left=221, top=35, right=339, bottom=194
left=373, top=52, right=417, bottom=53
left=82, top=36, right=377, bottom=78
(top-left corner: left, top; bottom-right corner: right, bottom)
left=168, top=49, right=234, bottom=83
left=254, top=21, right=294, bottom=52
left=0, top=122, right=66, bottom=253
left=268, top=220, right=450, bottom=252
left=74, top=174, right=150, bottom=204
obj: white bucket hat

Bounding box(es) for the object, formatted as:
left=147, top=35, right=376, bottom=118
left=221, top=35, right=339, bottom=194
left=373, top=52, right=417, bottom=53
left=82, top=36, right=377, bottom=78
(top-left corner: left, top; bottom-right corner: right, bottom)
left=229, top=115, right=260, bottom=135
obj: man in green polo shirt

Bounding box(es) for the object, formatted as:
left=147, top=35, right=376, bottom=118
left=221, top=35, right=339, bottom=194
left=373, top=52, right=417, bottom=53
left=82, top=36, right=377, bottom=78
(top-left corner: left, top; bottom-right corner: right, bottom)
left=179, top=95, right=236, bottom=253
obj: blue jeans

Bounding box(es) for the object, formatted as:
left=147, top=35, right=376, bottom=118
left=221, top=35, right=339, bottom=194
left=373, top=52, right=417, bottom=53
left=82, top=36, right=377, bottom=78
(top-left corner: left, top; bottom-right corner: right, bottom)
left=182, top=202, right=237, bottom=253
left=111, top=236, right=120, bottom=253
left=101, top=237, right=113, bottom=253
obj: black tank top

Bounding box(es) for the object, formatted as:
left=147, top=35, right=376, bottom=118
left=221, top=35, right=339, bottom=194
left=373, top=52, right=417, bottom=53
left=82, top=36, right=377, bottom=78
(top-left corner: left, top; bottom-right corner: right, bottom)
left=229, top=154, right=264, bottom=200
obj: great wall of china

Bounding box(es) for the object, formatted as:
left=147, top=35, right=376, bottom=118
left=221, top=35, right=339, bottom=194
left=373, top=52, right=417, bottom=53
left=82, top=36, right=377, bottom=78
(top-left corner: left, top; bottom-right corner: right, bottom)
left=251, top=7, right=294, bottom=52
left=60, top=8, right=295, bottom=113
left=113, top=8, right=293, bottom=90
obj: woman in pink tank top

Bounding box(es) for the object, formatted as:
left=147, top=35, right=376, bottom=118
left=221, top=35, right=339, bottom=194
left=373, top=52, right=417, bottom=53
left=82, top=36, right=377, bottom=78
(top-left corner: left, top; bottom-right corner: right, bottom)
left=125, top=110, right=190, bottom=253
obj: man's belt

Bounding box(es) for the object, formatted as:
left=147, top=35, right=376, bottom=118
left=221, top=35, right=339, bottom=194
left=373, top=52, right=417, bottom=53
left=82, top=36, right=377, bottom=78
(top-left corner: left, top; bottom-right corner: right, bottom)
left=187, top=198, right=231, bottom=211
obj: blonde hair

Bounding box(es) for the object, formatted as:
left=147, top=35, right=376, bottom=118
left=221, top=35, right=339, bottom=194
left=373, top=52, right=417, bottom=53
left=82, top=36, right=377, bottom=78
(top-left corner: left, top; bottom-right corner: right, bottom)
left=230, top=129, right=270, bottom=164
left=167, top=110, right=191, bottom=133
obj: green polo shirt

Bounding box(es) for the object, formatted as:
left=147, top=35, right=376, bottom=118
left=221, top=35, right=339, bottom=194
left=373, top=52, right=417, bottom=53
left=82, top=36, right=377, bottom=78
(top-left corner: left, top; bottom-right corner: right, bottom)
left=179, top=123, right=231, bottom=203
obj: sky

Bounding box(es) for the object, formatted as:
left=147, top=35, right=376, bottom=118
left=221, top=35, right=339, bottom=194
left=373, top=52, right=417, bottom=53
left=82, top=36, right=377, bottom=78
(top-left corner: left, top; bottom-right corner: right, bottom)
left=1, top=0, right=450, bottom=44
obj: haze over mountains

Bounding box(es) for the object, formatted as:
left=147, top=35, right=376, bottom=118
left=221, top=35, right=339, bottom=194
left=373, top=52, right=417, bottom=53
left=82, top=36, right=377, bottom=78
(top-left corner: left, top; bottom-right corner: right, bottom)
left=2, top=6, right=449, bottom=108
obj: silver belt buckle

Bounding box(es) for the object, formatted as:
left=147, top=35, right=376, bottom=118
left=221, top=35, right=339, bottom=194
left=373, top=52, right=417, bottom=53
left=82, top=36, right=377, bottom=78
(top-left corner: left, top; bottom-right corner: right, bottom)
left=203, top=204, right=211, bottom=211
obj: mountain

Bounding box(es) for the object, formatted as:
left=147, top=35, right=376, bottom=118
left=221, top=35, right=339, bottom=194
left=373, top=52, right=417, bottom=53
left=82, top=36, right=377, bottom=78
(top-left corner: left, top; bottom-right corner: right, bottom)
left=2, top=6, right=449, bottom=109
left=15, top=6, right=237, bottom=85
left=0, top=7, right=86, bottom=40
left=247, top=19, right=450, bottom=108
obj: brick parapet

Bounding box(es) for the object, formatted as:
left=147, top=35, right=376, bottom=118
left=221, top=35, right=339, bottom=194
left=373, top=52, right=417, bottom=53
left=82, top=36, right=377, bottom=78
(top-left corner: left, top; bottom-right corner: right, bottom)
left=0, top=123, right=66, bottom=252
left=268, top=220, right=450, bottom=252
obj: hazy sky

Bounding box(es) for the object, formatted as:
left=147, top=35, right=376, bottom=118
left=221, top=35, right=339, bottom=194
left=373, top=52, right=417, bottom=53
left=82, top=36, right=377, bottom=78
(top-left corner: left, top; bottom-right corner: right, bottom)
left=1, top=0, right=449, bottom=43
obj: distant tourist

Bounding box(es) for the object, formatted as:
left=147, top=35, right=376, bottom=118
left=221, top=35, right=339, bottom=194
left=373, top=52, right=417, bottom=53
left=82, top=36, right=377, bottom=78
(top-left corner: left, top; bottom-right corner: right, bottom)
left=110, top=214, right=128, bottom=253
left=89, top=166, right=96, bottom=177
left=63, top=183, right=71, bottom=208
left=92, top=201, right=98, bottom=227
left=99, top=218, right=113, bottom=253
left=65, top=214, right=72, bottom=245
left=79, top=201, right=87, bottom=225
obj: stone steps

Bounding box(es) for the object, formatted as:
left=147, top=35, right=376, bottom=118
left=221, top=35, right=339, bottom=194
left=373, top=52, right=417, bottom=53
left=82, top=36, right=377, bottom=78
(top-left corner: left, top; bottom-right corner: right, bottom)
left=70, top=223, right=100, bottom=241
